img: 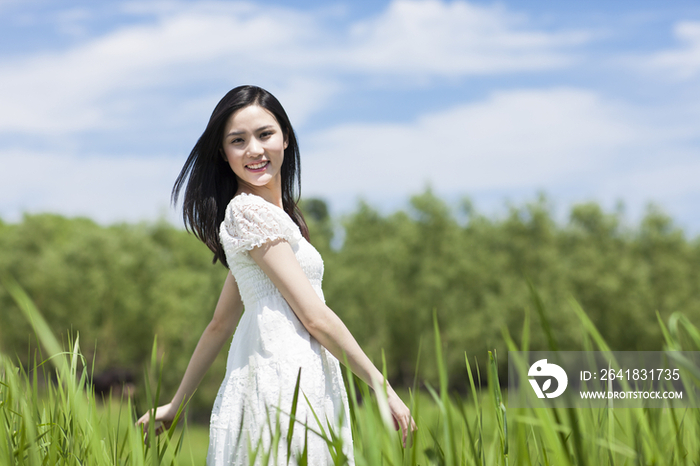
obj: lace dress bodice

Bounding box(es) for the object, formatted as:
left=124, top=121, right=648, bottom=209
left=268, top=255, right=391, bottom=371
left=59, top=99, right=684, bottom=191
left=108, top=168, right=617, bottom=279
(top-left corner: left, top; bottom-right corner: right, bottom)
left=206, top=193, right=354, bottom=466
left=220, top=192, right=323, bottom=310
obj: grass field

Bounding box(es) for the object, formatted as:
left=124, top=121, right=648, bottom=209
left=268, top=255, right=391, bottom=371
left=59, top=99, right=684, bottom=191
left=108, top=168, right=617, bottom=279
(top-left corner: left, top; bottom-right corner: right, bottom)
left=3, top=276, right=700, bottom=465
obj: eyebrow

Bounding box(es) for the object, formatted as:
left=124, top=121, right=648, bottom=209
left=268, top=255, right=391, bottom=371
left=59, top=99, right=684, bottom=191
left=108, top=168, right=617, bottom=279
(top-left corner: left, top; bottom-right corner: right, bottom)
left=226, top=125, right=275, bottom=138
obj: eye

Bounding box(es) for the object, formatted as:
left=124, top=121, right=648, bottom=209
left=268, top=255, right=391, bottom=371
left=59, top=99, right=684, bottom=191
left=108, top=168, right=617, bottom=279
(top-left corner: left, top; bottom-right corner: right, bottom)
left=230, top=137, right=244, bottom=144
left=260, top=131, right=273, bottom=139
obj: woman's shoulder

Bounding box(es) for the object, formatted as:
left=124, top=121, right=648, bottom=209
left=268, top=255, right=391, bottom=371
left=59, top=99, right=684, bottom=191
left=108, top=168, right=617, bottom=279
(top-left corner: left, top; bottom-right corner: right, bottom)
left=226, top=191, right=268, bottom=208
left=220, top=193, right=302, bottom=254
left=224, top=193, right=294, bottom=225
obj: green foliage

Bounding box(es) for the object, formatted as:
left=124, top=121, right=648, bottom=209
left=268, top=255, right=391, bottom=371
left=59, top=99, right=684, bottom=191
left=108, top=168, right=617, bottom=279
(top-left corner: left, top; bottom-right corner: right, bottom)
left=0, top=215, right=228, bottom=415
left=1, top=192, right=699, bottom=414
left=0, top=276, right=186, bottom=465
left=5, top=272, right=700, bottom=464
left=323, top=192, right=700, bottom=389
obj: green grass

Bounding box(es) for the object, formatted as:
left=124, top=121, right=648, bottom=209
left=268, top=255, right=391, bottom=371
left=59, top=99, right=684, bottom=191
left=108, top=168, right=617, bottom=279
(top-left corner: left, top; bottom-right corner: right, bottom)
left=3, top=274, right=700, bottom=465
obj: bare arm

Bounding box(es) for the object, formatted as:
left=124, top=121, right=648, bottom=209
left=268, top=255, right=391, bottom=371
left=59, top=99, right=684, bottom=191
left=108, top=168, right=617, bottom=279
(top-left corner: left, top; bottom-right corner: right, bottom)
left=249, top=239, right=416, bottom=445
left=137, top=271, right=244, bottom=432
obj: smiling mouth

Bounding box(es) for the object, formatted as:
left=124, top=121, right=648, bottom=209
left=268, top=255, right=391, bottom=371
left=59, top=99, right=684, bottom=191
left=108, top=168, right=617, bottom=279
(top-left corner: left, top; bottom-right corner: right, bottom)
left=246, top=161, right=269, bottom=171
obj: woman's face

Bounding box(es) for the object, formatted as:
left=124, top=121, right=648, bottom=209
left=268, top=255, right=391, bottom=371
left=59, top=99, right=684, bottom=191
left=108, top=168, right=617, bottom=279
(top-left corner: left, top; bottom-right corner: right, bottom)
left=221, top=104, right=288, bottom=193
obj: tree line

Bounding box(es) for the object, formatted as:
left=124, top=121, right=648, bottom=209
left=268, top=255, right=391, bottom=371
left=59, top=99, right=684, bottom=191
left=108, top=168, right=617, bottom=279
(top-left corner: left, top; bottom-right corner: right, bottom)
left=1, top=191, right=698, bottom=416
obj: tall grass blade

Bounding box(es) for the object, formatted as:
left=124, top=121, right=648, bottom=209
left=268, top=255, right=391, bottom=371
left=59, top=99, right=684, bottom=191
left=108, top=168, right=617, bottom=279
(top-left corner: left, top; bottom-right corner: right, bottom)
left=526, top=279, right=558, bottom=352
left=286, top=368, right=302, bottom=464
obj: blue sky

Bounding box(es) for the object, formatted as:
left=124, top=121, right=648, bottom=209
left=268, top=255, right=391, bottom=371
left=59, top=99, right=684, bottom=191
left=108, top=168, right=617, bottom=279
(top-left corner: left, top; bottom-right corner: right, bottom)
left=1, top=0, right=699, bottom=234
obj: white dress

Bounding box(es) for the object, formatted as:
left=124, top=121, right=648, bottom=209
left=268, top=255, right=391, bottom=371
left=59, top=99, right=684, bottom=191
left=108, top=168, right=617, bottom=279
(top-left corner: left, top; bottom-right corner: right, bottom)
left=207, top=193, right=355, bottom=466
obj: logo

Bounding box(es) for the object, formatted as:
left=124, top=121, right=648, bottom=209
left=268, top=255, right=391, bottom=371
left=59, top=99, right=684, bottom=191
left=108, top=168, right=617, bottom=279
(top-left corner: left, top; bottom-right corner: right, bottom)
left=528, top=359, right=568, bottom=398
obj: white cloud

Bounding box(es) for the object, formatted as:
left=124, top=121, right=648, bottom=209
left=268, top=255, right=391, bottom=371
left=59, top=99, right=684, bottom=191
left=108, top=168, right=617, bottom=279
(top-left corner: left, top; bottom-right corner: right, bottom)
left=645, top=21, right=700, bottom=80
left=302, top=88, right=641, bottom=196
left=0, top=149, right=183, bottom=224
left=340, top=0, right=590, bottom=76
left=300, top=85, right=700, bottom=233
left=0, top=1, right=321, bottom=134
left=0, top=0, right=588, bottom=135
left=602, top=155, right=700, bottom=201
left=2, top=0, right=697, bottom=232
left=298, top=86, right=700, bottom=234
left=2, top=87, right=698, bottom=231
left=597, top=154, right=700, bottom=233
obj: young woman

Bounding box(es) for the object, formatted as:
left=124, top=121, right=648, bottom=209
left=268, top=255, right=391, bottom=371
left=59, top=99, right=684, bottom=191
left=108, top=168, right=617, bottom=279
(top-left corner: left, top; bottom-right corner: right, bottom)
left=137, top=85, right=415, bottom=465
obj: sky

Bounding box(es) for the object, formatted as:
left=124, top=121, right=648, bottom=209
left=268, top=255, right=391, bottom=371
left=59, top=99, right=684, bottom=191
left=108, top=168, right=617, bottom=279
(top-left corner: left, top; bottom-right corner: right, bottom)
left=1, top=0, right=699, bottom=234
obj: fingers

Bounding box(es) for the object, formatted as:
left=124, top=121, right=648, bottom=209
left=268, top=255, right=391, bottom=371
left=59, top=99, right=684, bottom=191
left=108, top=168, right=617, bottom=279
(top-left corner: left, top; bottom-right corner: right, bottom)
left=401, top=419, right=408, bottom=446
left=407, top=416, right=417, bottom=447
left=135, top=413, right=149, bottom=429
left=388, top=396, right=417, bottom=448
left=394, top=410, right=416, bottom=447
left=401, top=415, right=411, bottom=447
left=402, top=413, right=417, bottom=447
left=138, top=421, right=169, bottom=443
left=135, top=409, right=173, bottom=444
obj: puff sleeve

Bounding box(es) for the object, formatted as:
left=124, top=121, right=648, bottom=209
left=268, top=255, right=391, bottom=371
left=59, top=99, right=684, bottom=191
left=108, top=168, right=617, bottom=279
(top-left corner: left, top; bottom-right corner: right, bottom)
left=219, top=194, right=303, bottom=257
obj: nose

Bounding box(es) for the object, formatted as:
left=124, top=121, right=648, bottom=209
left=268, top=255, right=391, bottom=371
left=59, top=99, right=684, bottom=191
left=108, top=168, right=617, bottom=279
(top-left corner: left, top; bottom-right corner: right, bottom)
left=247, top=137, right=264, bottom=156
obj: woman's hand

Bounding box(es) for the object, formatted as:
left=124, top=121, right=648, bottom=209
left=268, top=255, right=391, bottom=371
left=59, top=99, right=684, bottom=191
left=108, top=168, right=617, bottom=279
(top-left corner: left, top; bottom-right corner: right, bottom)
left=134, top=273, right=243, bottom=444
left=136, top=403, right=177, bottom=442
left=387, top=391, right=417, bottom=447
left=250, top=240, right=417, bottom=445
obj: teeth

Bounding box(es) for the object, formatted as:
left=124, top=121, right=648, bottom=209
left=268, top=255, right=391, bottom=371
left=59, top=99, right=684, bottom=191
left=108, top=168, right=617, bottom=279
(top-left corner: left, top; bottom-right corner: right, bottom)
left=248, top=161, right=268, bottom=170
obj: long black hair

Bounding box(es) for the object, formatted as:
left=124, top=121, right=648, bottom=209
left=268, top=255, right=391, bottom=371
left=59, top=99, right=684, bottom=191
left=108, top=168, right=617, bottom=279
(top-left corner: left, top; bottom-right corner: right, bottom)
left=172, top=85, right=309, bottom=268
